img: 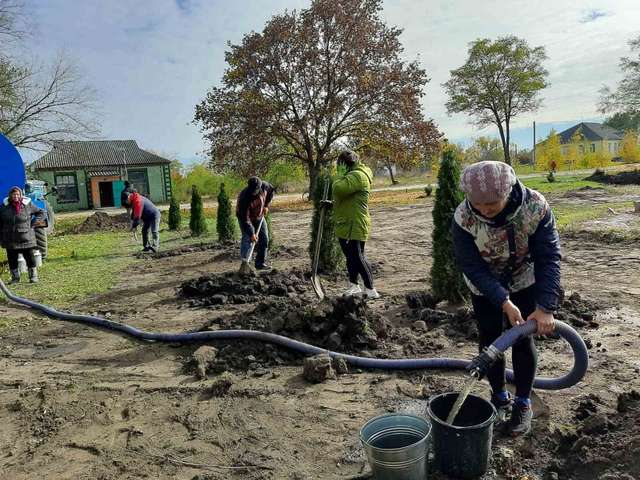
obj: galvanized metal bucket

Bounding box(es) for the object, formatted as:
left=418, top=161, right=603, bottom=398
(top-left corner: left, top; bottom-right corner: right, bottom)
left=360, top=413, right=431, bottom=480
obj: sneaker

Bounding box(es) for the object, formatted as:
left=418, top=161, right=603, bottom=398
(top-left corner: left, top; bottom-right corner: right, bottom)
left=504, top=400, right=533, bottom=437
left=491, top=392, right=513, bottom=424
left=343, top=283, right=362, bottom=296
left=148, top=246, right=157, bottom=253
left=363, top=287, right=381, bottom=299
left=256, top=264, right=272, bottom=271
left=142, top=246, right=151, bottom=252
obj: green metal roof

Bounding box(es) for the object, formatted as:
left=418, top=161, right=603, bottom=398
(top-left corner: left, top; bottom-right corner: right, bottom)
left=32, top=140, right=171, bottom=170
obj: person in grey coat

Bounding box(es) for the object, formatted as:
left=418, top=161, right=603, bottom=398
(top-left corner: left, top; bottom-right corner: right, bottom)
left=0, top=186, right=45, bottom=283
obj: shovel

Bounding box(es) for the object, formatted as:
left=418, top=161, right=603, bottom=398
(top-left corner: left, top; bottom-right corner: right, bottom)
left=311, top=179, right=331, bottom=299
left=239, top=217, right=265, bottom=275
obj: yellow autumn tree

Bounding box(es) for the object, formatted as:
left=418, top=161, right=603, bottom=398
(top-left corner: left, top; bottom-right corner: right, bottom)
left=564, top=130, right=583, bottom=171
left=620, top=130, right=640, bottom=162
left=535, top=130, right=561, bottom=172
left=583, top=147, right=612, bottom=168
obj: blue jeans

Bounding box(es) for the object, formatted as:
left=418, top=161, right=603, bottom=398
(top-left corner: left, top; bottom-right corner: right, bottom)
left=142, top=212, right=161, bottom=249
left=240, top=218, right=269, bottom=267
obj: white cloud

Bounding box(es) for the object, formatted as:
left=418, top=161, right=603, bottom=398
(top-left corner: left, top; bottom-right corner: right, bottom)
left=22, top=0, right=640, bottom=161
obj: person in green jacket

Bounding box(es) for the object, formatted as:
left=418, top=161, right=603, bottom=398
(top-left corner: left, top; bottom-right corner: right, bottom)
left=331, top=150, right=380, bottom=299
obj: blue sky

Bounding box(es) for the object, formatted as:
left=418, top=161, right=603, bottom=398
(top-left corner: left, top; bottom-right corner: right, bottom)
left=21, top=0, right=640, bottom=164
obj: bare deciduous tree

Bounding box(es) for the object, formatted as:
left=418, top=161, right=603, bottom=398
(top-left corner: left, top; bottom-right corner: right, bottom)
left=1, top=55, right=99, bottom=149
left=0, top=1, right=100, bottom=150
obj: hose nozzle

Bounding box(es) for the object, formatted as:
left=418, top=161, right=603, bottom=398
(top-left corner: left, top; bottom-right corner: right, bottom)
left=467, top=345, right=503, bottom=380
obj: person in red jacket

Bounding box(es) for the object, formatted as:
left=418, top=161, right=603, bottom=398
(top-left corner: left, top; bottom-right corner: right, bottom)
left=126, top=191, right=161, bottom=252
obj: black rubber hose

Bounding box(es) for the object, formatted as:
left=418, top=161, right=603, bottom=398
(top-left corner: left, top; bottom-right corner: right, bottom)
left=0, top=280, right=588, bottom=390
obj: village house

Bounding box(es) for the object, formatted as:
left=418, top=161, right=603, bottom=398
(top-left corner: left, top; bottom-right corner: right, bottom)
left=31, top=140, right=172, bottom=211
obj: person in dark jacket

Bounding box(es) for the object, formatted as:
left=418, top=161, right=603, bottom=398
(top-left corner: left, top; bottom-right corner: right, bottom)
left=127, top=191, right=161, bottom=252
left=452, top=161, right=561, bottom=437
left=236, top=176, right=274, bottom=270
left=120, top=181, right=135, bottom=212
left=0, top=186, right=45, bottom=283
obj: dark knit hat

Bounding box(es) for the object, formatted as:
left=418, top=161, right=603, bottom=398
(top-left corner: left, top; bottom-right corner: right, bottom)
left=337, top=150, right=358, bottom=167
left=460, top=161, right=517, bottom=203
left=248, top=176, right=262, bottom=195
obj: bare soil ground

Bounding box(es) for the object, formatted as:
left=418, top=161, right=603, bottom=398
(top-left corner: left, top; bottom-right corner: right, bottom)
left=1, top=190, right=640, bottom=480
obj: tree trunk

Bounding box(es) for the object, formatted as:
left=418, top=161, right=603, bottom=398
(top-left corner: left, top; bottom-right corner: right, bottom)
left=308, top=161, right=320, bottom=201
left=386, top=160, right=398, bottom=185
left=496, top=121, right=511, bottom=165
left=504, top=118, right=511, bottom=165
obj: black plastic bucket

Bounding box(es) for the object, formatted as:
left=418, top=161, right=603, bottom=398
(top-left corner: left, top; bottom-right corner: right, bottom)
left=426, top=392, right=497, bottom=479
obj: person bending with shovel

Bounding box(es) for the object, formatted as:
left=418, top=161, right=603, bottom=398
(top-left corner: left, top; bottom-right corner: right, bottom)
left=452, top=161, right=561, bottom=437
left=330, top=150, right=379, bottom=299
left=236, top=176, right=274, bottom=273
left=127, top=191, right=161, bottom=253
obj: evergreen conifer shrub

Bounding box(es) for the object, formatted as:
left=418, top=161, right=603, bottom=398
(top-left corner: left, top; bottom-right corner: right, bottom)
left=168, top=194, right=181, bottom=231
left=216, top=183, right=235, bottom=242
left=308, top=169, right=342, bottom=272
left=430, top=148, right=467, bottom=302
left=189, top=185, right=208, bottom=236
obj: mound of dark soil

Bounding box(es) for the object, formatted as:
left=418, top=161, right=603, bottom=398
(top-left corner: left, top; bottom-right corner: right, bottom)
left=586, top=169, right=640, bottom=185
left=180, top=268, right=311, bottom=306
left=404, top=289, right=600, bottom=339
left=557, top=291, right=601, bottom=329
left=196, top=296, right=388, bottom=372
left=72, top=211, right=130, bottom=234
left=549, top=390, right=640, bottom=479
left=405, top=291, right=478, bottom=340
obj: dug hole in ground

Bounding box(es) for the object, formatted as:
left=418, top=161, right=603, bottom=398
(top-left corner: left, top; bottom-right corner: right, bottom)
left=0, top=189, right=640, bottom=480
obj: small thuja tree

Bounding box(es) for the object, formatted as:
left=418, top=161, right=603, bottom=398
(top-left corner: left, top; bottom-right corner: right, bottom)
left=216, top=183, right=235, bottom=242
left=309, top=169, right=342, bottom=272
left=189, top=185, right=208, bottom=236
left=430, top=147, right=467, bottom=303
left=168, top=194, right=181, bottom=231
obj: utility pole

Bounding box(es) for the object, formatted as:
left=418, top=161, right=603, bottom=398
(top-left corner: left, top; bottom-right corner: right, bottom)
left=532, top=121, right=536, bottom=166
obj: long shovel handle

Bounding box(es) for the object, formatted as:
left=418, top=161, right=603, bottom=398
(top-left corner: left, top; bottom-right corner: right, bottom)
left=312, top=179, right=331, bottom=275
left=243, top=216, right=265, bottom=263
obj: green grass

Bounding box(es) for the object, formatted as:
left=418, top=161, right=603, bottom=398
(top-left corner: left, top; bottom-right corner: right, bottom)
left=0, top=217, right=221, bottom=310
left=552, top=201, right=633, bottom=230
left=521, top=175, right=605, bottom=194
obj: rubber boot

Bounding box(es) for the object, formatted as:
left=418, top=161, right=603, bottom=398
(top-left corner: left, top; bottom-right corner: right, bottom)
left=9, top=269, right=20, bottom=284
left=28, top=267, right=38, bottom=284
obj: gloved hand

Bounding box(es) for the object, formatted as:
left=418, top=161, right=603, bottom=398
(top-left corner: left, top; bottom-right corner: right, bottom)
left=131, top=219, right=140, bottom=229
left=466, top=347, right=502, bottom=379
left=319, top=199, right=333, bottom=208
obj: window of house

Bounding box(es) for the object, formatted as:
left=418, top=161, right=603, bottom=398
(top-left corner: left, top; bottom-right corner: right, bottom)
left=561, top=146, right=568, bottom=155
left=609, top=142, right=613, bottom=153
left=579, top=145, right=585, bottom=154
left=54, top=173, right=79, bottom=203
left=590, top=143, right=596, bottom=152
left=128, top=169, right=149, bottom=196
